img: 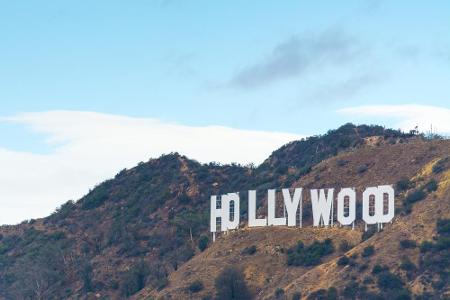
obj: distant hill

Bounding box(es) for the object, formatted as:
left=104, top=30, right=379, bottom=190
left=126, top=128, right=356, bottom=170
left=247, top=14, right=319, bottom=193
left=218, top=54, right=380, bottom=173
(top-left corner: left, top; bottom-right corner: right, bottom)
left=0, top=124, right=448, bottom=300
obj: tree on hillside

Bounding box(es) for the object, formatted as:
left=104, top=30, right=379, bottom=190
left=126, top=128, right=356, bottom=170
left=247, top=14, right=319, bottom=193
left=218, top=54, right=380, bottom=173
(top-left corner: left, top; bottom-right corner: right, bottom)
left=214, top=266, right=252, bottom=300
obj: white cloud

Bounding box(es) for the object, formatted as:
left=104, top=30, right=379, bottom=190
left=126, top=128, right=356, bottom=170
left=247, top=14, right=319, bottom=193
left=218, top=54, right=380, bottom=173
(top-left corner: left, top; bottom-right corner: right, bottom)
left=0, top=111, right=303, bottom=225
left=338, top=104, right=450, bottom=134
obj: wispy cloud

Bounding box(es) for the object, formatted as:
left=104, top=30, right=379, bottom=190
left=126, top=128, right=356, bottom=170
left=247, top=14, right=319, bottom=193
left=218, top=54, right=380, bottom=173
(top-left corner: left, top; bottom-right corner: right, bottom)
left=306, top=72, right=382, bottom=104
left=0, top=111, right=302, bottom=225
left=338, top=104, right=450, bottom=134
left=228, top=30, right=367, bottom=89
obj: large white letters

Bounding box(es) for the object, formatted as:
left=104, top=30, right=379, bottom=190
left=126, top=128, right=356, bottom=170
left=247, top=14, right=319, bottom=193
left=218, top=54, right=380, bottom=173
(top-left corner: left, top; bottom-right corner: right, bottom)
left=210, top=185, right=395, bottom=237
left=210, top=193, right=240, bottom=232
left=362, top=185, right=395, bottom=225
left=268, top=189, right=287, bottom=226
left=282, top=188, right=302, bottom=227
left=377, top=185, right=395, bottom=223
left=310, top=189, right=334, bottom=226
left=337, top=188, right=356, bottom=225
left=248, top=190, right=267, bottom=227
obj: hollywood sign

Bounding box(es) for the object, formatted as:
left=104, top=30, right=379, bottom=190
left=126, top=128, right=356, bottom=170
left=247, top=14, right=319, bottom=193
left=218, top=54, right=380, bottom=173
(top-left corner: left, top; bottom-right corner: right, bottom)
left=210, top=185, right=395, bottom=239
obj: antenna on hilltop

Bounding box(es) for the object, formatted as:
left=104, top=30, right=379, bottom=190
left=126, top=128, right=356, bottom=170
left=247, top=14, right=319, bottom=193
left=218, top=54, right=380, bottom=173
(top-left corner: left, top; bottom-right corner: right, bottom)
left=409, top=125, right=419, bottom=136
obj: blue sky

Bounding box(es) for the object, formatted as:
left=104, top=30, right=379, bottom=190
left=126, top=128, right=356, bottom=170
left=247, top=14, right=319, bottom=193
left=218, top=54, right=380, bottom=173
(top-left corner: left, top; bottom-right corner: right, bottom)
left=0, top=0, right=449, bottom=224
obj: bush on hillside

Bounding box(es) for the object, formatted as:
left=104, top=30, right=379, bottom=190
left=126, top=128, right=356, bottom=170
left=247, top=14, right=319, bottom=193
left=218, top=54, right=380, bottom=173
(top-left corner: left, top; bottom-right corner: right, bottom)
left=306, top=289, right=326, bottom=300
left=50, top=200, right=76, bottom=222
left=362, top=245, right=375, bottom=257
left=307, top=288, right=340, bottom=300
left=377, top=271, right=404, bottom=290
left=418, top=219, right=450, bottom=295
left=357, top=164, right=368, bottom=174
left=342, top=281, right=359, bottom=299
left=198, top=235, right=209, bottom=252
left=424, top=179, right=438, bottom=192
left=327, top=287, right=338, bottom=300
left=336, top=159, right=348, bottom=167
left=399, top=239, right=417, bottom=249
left=81, top=183, right=111, bottom=210
left=178, top=194, right=192, bottom=204
left=241, top=245, right=257, bottom=255
left=432, top=157, right=449, bottom=174
left=274, top=288, right=285, bottom=299
left=119, top=260, right=150, bottom=296
left=287, top=239, right=334, bottom=267
left=404, top=189, right=426, bottom=205
left=214, top=266, right=252, bottom=300
left=437, top=218, right=450, bottom=236
left=188, top=280, right=204, bottom=293
left=400, top=256, right=416, bottom=272
left=337, top=255, right=350, bottom=266
left=419, top=241, right=434, bottom=253
left=396, top=178, right=413, bottom=192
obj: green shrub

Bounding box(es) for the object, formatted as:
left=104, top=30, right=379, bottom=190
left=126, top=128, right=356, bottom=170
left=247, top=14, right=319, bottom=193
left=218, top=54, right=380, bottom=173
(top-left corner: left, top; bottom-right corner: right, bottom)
left=275, top=287, right=285, bottom=298
left=275, top=165, right=289, bottom=175
left=424, top=179, right=438, bottom=192
left=327, top=287, right=338, bottom=300
left=178, top=194, right=192, bottom=204
left=342, top=281, right=359, bottom=299
left=291, top=291, right=301, bottom=300
left=336, top=159, right=348, bottom=167
left=81, top=183, right=110, bottom=210
left=399, top=239, right=416, bottom=249
left=214, top=266, right=252, bottom=300
left=404, top=189, right=426, bottom=205
left=51, top=200, right=76, bottom=221
left=358, top=263, right=368, bottom=272
left=372, top=264, right=388, bottom=274
left=432, top=157, right=448, bottom=174
left=362, top=245, right=375, bottom=257
left=437, top=218, right=450, bottom=236
left=435, top=236, right=450, bottom=250
left=399, top=257, right=416, bottom=271
left=241, top=245, right=257, bottom=255
left=396, top=178, right=412, bottom=192
left=307, top=287, right=338, bottom=300
left=188, top=280, right=204, bottom=293
left=337, top=255, right=349, bottom=266
left=357, top=164, right=368, bottom=173
left=377, top=271, right=404, bottom=290
left=119, top=261, right=150, bottom=296
left=80, top=262, right=94, bottom=292
left=307, top=289, right=326, bottom=300
left=198, top=235, right=209, bottom=252
left=419, top=241, right=434, bottom=253
left=287, top=239, right=334, bottom=266
left=390, top=289, right=412, bottom=300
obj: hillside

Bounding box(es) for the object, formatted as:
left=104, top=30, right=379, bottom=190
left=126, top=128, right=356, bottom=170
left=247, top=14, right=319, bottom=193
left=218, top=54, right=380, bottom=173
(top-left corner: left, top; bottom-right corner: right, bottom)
left=144, top=138, right=450, bottom=300
left=0, top=124, right=448, bottom=300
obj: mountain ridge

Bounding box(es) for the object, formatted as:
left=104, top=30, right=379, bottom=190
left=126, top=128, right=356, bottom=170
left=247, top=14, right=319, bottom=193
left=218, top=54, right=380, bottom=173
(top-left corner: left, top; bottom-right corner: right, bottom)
left=0, top=123, right=448, bottom=300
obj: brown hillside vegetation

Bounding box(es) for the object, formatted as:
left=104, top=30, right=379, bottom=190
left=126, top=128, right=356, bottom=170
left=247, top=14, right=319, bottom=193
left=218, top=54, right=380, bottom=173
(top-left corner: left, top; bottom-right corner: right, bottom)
left=137, top=139, right=450, bottom=300
left=0, top=124, right=448, bottom=300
